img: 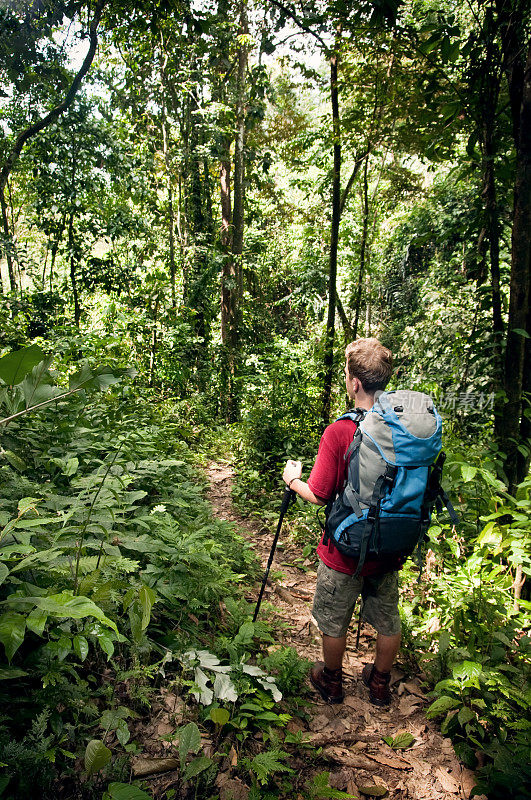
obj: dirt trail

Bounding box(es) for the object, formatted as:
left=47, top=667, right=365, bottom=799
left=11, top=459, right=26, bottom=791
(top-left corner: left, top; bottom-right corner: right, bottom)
left=206, top=461, right=481, bottom=800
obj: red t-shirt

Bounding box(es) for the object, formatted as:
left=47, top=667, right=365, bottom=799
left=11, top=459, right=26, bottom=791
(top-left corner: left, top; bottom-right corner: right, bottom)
left=308, top=418, right=404, bottom=577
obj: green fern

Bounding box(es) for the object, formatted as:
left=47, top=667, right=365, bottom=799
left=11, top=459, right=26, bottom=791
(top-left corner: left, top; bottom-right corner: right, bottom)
left=249, top=749, right=294, bottom=786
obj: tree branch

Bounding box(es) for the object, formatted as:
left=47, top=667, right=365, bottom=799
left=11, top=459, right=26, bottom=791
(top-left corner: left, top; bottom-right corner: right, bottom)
left=268, top=0, right=328, bottom=51
left=339, top=151, right=369, bottom=216
left=0, top=0, right=105, bottom=192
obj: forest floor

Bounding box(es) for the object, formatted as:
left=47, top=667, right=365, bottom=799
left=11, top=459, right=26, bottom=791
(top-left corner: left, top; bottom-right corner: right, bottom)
left=204, top=459, right=482, bottom=800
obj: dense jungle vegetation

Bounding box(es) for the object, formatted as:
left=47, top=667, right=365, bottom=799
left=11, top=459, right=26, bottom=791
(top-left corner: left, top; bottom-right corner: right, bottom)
left=0, top=0, right=530, bottom=798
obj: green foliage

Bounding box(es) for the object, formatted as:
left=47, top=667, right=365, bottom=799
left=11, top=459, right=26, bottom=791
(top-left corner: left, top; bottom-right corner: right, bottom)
left=104, top=783, right=153, bottom=800
left=0, top=346, right=259, bottom=795
left=244, top=748, right=294, bottom=786
left=306, top=771, right=359, bottom=799
left=400, top=450, right=531, bottom=798
left=259, top=646, right=312, bottom=696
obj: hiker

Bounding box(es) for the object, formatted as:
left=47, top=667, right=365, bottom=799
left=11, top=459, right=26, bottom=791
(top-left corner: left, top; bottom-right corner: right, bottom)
left=282, top=338, right=403, bottom=706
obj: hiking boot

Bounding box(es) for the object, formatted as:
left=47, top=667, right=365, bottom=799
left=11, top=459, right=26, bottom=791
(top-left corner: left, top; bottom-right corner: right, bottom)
left=310, top=662, right=344, bottom=704
left=362, top=663, right=392, bottom=706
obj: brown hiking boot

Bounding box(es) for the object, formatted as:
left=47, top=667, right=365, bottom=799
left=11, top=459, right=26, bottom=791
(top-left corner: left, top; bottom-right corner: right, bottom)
left=310, top=662, right=344, bottom=704
left=362, top=663, right=392, bottom=706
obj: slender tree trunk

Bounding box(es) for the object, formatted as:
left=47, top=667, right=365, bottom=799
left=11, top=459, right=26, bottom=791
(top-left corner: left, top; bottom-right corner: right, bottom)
left=483, top=129, right=504, bottom=355
left=353, top=154, right=370, bottom=340
left=159, top=45, right=176, bottom=308
left=225, top=0, right=248, bottom=422
left=502, top=36, right=531, bottom=492
left=149, top=295, right=160, bottom=387
left=49, top=211, right=66, bottom=291
left=365, top=275, right=372, bottom=336
left=321, top=49, right=341, bottom=428
left=0, top=186, right=15, bottom=292
left=336, top=293, right=354, bottom=344
left=68, top=209, right=80, bottom=327
left=220, top=145, right=233, bottom=346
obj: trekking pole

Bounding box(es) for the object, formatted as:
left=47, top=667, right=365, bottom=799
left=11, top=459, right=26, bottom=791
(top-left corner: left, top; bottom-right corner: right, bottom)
left=253, top=484, right=295, bottom=623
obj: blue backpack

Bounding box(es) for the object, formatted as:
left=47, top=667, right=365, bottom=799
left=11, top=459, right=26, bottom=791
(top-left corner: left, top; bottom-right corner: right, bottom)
left=323, top=390, right=458, bottom=574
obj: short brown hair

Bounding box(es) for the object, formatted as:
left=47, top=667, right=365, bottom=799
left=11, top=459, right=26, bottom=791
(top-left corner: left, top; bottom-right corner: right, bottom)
left=345, top=338, right=393, bottom=393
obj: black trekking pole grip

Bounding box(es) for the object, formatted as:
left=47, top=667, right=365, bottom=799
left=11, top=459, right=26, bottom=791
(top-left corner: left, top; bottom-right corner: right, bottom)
left=252, top=484, right=295, bottom=623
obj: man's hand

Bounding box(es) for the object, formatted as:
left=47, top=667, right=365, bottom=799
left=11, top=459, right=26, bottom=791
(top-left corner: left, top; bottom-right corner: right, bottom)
left=283, top=459, right=302, bottom=487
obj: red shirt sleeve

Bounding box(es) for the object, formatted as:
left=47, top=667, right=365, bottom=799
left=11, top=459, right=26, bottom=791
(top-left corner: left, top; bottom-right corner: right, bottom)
left=307, top=419, right=356, bottom=501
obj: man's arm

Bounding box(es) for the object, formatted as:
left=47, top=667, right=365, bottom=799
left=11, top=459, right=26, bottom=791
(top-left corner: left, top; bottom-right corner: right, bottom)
left=282, top=460, right=327, bottom=506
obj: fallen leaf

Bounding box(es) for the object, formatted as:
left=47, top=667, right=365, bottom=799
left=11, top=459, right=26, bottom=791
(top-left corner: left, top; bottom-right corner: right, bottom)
left=309, top=713, right=330, bottom=732
left=344, top=695, right=375, bottom=714
left=401, top=681, right=426, bottom=698
left=436, top=767, right=460, bottom=793
left=322, top=746, right=377, bottom=770
left=398, top=695, right=423, bottom=716
left=365, top=753, right=411, bottom=770
left=132, top=757, right=179, bottom=777
left=460, top=767, right=477, bottom=799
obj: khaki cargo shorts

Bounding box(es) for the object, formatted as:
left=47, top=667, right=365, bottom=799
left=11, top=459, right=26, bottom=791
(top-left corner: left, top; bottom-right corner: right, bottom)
left=312, top=561, right=401, bottom=638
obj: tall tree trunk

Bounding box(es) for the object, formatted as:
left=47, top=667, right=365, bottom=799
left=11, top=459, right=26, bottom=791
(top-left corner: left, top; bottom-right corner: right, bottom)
left=159, top=45, right=176, bottom=308
left=149, top=295, right=160, bottom=387
left=321, top=49, right=341, bottom=428
left=225, top=0, right=248, bottom=422
left=502, top=36, right=531, bottom=492
left=0, top=186, right=15, bottom=292
left=68, top=209, right=80, bottom=327
left=49, top=211, right=66, bottom=291
left=352, top=153, right=370, bottom=340
left=483, top=128, right=504, bottom=357
left=220, top=144, right=233, bottom=346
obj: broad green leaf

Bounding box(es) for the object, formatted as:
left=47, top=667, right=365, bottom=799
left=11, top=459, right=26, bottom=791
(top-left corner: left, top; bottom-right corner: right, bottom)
left=210, top=707, right=230, bottom=726
left=18, top=497, right=40, bottom=515
left=116, top=719, right=130, bottom=746
left=73, top=635, right=89, bottom=661
left=438, top=630, right=451, bottom=654
left=452, top=660, right=482, bottom=683
left=458, top=706, right=475, bottom=726
left=0, top=666, right=28, bottom=680
left=388, top=731, right=415, bottom=750
left=56, top=636, right=72, bottom=660
left=461, top=464, right=477, bottom=482
left=512, top=328, right=530, bottom=338
left=0, top=345, right=45, bottom=385
left=25, top=607, right=48, bottom=636
left=0, top=563, right=8, bottom=587
left=426, top=695, right=460, bottom=718
left=178, top=722, right=201, bottom=768
left=97, top=633, right=115, bottom=659
left=0, top=612, right=26, bottom=661
left=213, top=672, right=238, bottom=702
left=106, top=783, right=152, bottom=800
left=63, top=457, right=79, bottom=476
left=3, top=451, right=26, bottom=472
left=183, top=756, right=213, bottom=781
left=139, top=585, right=156, bottom=630
left=35, top=593, right=118, bottom=633
left=85, top=739, right=112, bottom=775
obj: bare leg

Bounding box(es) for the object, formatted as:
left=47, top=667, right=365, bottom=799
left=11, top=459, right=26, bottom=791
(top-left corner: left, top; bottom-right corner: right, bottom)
left=374, top=632, right=401, bottom=672
left=322, top=634, right=346, bottom=670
